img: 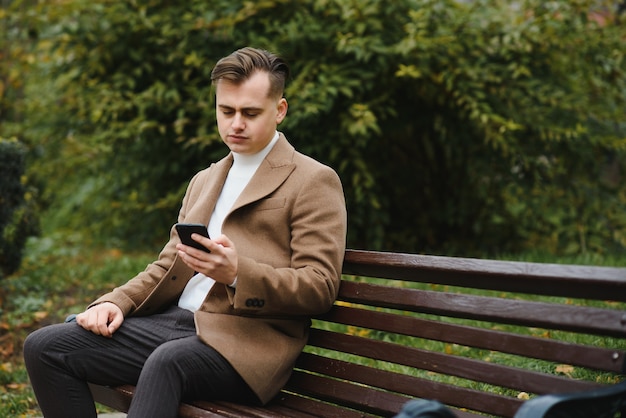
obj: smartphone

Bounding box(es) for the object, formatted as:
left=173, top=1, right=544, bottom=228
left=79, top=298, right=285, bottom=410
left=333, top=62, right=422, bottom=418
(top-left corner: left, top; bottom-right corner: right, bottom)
left=175, top=223, right=211, bottom=252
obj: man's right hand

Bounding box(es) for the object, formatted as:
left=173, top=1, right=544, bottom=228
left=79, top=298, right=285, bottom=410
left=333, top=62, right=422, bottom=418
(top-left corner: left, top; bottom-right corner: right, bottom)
left=76, top=302, right=124, bottom=338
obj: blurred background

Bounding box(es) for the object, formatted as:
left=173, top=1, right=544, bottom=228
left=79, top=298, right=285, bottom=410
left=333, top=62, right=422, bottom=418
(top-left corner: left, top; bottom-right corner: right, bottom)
left=1, top=0, right=625, bottom=415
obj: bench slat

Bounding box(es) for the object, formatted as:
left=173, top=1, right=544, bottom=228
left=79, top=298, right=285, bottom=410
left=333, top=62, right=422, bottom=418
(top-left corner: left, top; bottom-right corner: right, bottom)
left=285, top=369, right=488, bottom=418
left=308, top=329, right=600, bottom=395
left=271, top=392, right=377, bottom=418
left=184, top=402, right=259, bottom=418
left=88, top=383, right=131, bottom=413
left=191, top=400, right=311, bottom=418
left=88, top=384, right=234, bottom=418
left=89, top=384, right=329, bottom=418
left=338, top=281, right=626, bottom=337
left=296, top=353, right=518, bottom=417
left=343, top=250, right=626, bottom=302
left=316, top=305, right=626, bottom=373
left=285, top=369, right=410, bottom=416
left=287, top=369, right=482, bottom=418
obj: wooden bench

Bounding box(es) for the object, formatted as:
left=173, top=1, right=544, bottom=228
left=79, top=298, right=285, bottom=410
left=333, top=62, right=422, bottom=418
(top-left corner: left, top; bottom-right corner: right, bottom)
left=88, top=249, right=626, bottom=417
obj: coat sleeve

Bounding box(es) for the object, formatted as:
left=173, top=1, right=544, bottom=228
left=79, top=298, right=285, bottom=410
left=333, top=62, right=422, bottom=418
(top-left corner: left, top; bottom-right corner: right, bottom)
left=88, top=172, right=204, bottom=315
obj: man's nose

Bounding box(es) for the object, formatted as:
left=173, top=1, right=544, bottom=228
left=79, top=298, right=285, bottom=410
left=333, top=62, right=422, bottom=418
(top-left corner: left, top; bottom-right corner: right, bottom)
left=232, top=113, right=245, bottom=130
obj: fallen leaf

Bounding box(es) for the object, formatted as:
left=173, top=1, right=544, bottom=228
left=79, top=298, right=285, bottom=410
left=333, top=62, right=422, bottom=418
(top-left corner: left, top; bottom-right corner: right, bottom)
left=555, top=364, right=575, bottom=377
left=34, top=311, right=49, bottom=321
left=0, top=342, right=14, bottom=358
left=6, top=382, right=27, bottom=390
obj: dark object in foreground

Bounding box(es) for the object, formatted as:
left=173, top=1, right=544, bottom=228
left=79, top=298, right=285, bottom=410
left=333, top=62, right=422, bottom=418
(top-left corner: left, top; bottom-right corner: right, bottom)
left=514, top=381, right=626, bottom=418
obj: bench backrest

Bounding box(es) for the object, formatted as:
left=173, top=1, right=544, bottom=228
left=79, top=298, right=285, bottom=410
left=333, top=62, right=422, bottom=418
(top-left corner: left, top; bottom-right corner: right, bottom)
left=284, top=250, right=626, bottom=418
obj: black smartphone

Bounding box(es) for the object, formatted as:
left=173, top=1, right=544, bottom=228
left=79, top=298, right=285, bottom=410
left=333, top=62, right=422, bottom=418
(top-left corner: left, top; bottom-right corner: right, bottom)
left=175, top=223, right=211, bottom=253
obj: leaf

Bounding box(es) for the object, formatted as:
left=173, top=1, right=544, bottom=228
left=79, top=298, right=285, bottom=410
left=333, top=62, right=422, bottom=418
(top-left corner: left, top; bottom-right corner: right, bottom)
left=33, top=311, right=48, bottom=321
left=555, top=364, right=575, bottom=377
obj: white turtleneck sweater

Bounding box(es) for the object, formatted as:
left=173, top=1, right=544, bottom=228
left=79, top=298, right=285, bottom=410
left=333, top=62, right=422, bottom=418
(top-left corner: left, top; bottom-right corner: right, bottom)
left=177, top=132, right=279, bottom=312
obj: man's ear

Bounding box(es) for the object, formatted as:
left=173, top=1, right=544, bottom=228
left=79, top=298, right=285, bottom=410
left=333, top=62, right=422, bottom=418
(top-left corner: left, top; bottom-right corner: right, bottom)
left=276, top=98, right=288, bottom=124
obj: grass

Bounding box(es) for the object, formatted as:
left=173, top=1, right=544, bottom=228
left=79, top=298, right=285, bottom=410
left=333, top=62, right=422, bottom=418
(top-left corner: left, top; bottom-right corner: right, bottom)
left=1, top=234, right=625, bottom=417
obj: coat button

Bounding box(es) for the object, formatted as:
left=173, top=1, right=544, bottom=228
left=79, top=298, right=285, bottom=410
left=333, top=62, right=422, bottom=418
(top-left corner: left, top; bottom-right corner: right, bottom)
left=245, top=298, right=265, bottom=308
left=171, top=275, right=177, bottom=281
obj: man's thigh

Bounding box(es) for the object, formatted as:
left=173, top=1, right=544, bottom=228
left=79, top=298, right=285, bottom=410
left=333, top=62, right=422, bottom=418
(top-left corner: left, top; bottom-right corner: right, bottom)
left=40, top=306, right=196, bottom=386
left=140, top=336, right=258, bottom=404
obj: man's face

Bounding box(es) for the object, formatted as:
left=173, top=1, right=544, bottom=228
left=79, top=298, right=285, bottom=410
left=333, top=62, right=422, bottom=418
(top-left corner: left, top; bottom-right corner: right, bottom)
left=215, top=71, right=288, bottom=155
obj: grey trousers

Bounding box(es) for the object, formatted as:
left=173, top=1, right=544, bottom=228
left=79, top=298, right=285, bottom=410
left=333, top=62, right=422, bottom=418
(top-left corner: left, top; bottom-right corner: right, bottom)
left=23, top=306, right=258, bottom=418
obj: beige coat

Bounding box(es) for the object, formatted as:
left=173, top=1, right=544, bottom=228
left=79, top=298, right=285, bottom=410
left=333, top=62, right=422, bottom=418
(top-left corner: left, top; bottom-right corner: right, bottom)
left=90, top=134, right=347, bottom=403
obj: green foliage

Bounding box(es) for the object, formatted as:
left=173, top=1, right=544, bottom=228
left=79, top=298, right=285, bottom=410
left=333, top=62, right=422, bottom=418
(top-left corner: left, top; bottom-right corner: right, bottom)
left=0, top=138, right=39, bottom=279
left=1, top=234, right=155, bottom=324
left=388, top=0, right=626, bottom=256
left=10, top=0, right=626, bottom=256
left=0, top=383, right=34, bottom=418
left=0, top=236, right=156, bottom=417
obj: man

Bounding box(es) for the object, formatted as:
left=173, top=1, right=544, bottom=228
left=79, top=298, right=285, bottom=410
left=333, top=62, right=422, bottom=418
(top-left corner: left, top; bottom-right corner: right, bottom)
left=24, top=47, right=347, bottom=418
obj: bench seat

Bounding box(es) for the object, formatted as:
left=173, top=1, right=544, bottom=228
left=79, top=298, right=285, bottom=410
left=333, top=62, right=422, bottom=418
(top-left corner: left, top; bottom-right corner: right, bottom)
left=90, top=249, right=626, bottom=417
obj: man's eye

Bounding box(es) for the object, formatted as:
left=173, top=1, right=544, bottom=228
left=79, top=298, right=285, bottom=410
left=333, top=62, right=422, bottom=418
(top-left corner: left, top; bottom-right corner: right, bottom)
left=222, top=110, right=234, bottom=115
left=245, top=113, right=259, bottom=118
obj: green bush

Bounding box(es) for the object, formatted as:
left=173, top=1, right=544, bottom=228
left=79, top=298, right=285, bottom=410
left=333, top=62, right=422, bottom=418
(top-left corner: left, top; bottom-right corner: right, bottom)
left=0, top=138, right=39, bottom=279
left=10, top=0, right=626, bottom=256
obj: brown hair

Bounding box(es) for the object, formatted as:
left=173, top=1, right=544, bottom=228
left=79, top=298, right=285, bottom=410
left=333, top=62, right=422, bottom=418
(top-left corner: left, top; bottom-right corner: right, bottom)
left=211, top=47, right=289, bottom=99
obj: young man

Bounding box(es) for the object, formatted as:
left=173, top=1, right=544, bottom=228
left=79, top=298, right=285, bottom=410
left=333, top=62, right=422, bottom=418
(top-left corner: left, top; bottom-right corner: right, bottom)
left=24, top=47, right=347, bottom=418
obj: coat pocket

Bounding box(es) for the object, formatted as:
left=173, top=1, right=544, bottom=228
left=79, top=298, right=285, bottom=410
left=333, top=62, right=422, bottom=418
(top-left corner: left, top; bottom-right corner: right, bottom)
left=254, top=197, right=286, bottom=211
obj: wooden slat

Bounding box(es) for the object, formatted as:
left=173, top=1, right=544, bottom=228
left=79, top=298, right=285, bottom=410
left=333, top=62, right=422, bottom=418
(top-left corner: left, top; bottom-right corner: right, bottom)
left=89, top=383, right=132, bottom=413
left=285, top=370, right=410, bottom=416
left=89, top=384, right=233, bottom=418
left=316, top=305, right=626, bottom=373
left=272, top=392, right=377, bottom=418
left=337, top=281, right=626, bottom=337
left=284, top=369, right=481, bottom=418
left=287, top=369, right=481, bottom=418
left=191, top=400, right=304, bottom=418
left=307, top=329, right=601, bottom=395
left=295, top=353, right=519, bottom=417
left=178, top=403, right=242, bottom=418
left=343, top=250, right=626, bottom=302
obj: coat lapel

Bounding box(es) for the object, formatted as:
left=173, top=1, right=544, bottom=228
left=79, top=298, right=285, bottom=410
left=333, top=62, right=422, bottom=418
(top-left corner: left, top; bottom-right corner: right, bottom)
left=229, top=134, right=296, bottom=213
left=184, top=155, right=233, bottom=225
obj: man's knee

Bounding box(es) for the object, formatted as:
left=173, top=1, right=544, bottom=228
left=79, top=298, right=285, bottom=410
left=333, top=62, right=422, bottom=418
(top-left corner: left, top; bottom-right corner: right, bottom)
left=143, top=341, right=185, bottom=372
left=24, top=323, right=83, bottom=369
left=23, top=325, right=55, bottom=365
left=141, top=339, right=211, bottom=384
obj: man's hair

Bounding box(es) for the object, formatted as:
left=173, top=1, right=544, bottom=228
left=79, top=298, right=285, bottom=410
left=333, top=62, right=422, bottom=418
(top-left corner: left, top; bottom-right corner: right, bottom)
left=211, top=47, right=289, bottom=99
